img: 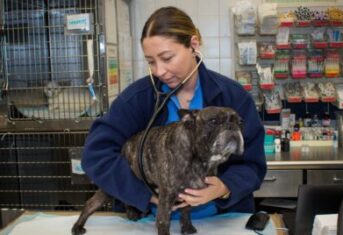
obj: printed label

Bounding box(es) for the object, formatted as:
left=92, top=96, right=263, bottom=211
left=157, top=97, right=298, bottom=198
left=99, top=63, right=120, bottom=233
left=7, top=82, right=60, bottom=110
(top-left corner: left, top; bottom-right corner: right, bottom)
left=71, top=159, right=85, bottom=175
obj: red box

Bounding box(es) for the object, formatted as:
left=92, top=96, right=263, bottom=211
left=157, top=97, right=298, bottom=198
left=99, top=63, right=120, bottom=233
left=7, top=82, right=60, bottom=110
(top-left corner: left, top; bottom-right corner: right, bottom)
left=304, top=98, right=319, bottom=103
left=312, top=20, right=329, bottom=27
left=243, top=84, right=253, bottom=91
left=329, top=20, right=343, bottom=26
left=260, top=83, right=275, bottom=90
left=321, top=97, right=336, bottom=102
left=296, top=20, right=311, bottom=27
left=312, top=41, right=328, bottom=49
left=292, top=43, right=307, bottom=49
left=274, top=73, right=288, bottom=79
left=280, top=21, right=294, bottom=27
left=276, top=43, right=291, bottom=49
left=260, top=53, right=275, bottom=59
left=325, top=72, right=340, bottom=78
left=308, top=72, right=323, bottom=78
left=266, top=108, right=282, bottom=114
left=287, top=97, right=302, bottom=103
left=329, top=42, right=343, bottom=48
left=292, top=72, right=307, bottom=79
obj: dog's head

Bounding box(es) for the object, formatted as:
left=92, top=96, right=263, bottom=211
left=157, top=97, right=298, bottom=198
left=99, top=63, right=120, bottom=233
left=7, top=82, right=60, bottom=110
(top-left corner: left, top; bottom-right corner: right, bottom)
left=179, top=106, right=244, bottom=168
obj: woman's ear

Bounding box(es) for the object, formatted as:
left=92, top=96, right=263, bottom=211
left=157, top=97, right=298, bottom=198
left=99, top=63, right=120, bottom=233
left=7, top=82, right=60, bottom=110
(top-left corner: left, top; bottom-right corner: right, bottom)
left=190, top=35, right=200, bottom=51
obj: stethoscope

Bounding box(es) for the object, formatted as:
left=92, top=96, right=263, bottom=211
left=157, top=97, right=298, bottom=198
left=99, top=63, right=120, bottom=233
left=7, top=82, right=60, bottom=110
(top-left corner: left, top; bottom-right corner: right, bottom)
left=137, top=49, right=203, bottom=196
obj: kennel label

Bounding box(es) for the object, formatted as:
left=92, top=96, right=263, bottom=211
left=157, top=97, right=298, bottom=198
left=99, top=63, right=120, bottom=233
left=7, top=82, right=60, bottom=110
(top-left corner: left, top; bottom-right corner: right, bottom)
left=65, top=13, right=93, bottom=34
left=71, top=159, right=85, bottom=175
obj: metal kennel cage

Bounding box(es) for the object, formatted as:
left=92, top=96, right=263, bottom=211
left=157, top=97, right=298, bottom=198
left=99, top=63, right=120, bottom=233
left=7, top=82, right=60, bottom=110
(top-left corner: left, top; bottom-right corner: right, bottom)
left=0, top=131, right=107, bottom=210
left=2, top=0, right=106, bottom=125
left=0, top=0, right=132, bottom=213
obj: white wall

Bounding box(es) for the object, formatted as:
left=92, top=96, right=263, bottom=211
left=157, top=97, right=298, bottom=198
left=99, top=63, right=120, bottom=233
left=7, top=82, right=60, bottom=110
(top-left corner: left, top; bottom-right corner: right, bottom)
left=129, top=0, right=262, bottom=80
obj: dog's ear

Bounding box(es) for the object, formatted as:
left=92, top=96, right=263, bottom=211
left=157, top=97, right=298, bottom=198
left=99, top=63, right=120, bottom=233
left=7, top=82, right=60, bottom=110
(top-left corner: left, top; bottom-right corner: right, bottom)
left=178, top=109, right=198, bottom=129
left=178, top=109, right=199, bottom=121
left=179, top=109, right=191, bottom=120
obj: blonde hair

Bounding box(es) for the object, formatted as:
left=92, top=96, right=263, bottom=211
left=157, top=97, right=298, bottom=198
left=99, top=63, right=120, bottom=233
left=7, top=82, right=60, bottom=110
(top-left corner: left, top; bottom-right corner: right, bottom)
left=141, top=6, right=202, bottom=47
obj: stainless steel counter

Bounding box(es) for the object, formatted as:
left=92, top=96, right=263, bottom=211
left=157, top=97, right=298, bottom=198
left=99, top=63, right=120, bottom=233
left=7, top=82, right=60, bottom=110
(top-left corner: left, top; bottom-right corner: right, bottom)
left=266, top=147, right=343, bottom=170
left=255, top=146, right=343, bottom=198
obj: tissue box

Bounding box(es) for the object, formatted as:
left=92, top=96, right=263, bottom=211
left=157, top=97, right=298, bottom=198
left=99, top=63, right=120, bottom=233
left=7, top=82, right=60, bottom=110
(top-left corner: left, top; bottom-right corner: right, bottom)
left=312, top=214, right=337, bottom=235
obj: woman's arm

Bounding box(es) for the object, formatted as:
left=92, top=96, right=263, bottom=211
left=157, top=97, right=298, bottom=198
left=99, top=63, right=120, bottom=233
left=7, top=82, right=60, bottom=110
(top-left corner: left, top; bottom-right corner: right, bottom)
left=81, top=95, right=153, bottom=212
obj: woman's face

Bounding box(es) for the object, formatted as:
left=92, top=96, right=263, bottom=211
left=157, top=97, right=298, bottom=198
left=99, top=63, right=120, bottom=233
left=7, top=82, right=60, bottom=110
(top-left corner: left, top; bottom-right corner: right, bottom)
left=142, top=36, right=198, bottom=89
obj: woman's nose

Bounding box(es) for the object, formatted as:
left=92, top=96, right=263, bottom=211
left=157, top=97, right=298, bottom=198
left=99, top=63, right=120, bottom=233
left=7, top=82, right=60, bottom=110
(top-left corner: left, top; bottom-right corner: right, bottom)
left=153, top=62, right=167, bottom=77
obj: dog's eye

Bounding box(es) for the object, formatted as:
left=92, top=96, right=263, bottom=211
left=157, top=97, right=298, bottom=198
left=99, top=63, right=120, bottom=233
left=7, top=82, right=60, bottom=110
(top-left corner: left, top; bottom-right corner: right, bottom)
left=209, top=118, right=218, bottom=126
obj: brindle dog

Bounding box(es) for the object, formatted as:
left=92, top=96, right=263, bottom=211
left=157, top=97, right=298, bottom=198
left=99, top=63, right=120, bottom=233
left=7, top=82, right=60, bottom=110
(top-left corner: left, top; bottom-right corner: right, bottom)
left=72, top=106, right=244, bottom=235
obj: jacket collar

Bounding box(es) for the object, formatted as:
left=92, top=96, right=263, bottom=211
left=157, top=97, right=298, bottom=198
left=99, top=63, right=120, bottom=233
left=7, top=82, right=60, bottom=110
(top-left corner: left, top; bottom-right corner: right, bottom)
left=197, top=62, right=222, bottom=106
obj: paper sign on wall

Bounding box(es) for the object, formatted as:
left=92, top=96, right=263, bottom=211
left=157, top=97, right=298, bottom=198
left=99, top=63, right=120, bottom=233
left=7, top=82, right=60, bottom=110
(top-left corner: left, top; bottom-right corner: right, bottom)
left=106, top=44, right=119, bottom=103
left=65, top=13, right=94, bottom=35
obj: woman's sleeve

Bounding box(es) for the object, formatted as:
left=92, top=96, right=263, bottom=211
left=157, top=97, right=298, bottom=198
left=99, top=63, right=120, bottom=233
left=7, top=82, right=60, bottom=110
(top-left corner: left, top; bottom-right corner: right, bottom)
left=216, top=94, right=266, bottom=209
left=81, top=95, right=152, bottom=212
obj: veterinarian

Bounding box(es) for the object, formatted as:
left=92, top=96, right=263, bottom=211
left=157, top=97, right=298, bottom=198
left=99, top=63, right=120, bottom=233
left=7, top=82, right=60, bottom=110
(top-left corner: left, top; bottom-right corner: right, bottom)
left=82, top=6, right=266, bottom=219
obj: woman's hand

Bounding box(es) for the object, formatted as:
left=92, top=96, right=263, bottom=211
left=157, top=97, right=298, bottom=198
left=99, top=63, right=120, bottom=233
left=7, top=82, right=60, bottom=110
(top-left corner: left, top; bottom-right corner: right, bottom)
left=151, top=192, right=189, bottom=211
left=150, top=195, right=159, bottom=205
left=177, top=176, right=230, bottom=207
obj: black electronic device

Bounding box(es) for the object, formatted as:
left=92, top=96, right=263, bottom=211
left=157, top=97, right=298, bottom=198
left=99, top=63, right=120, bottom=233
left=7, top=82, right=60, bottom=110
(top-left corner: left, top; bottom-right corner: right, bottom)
left=245, top=211, right=270, bottom=231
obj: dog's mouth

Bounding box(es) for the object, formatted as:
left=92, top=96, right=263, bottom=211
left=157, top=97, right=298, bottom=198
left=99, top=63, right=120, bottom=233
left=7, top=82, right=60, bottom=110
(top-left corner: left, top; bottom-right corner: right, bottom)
left=210, top=130, right=244, bottom=163
left=223, top=139, right=242, bottom=156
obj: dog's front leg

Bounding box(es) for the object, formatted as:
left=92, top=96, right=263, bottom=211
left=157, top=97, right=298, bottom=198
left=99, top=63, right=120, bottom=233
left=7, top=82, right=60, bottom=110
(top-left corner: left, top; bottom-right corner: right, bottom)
left=156, top=191, right=174, bottom=235
left=180, top=206, right=197, bottom=234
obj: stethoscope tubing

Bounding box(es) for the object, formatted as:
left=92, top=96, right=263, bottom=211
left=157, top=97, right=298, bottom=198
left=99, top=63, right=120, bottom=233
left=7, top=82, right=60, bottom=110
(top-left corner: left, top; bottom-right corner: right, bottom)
left=137, top=50, right=203, bottom=196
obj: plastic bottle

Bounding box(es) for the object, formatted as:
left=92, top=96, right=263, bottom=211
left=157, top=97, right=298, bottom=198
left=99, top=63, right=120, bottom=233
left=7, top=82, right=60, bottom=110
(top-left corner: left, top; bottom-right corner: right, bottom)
left=281, top=130, right=290, bottom=152
left=322, top=112, right=331, bottom=127
left=281, top=137, right=290, bottom=152
left=333, top=130, right=338, bottom=148
left=304, top=112, right=312, bottom=127
left=274, top=138, right=281, bottom=152
left=292, top=123, right=302, bottom=141
left=312, top=114, right=320, bottom=127
left=298, top=118, right=304, bottom=128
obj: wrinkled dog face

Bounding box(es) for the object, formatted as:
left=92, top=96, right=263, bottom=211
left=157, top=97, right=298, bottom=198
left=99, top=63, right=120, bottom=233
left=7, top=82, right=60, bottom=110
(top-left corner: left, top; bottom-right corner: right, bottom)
left=193, top=107, right=244, bottom=167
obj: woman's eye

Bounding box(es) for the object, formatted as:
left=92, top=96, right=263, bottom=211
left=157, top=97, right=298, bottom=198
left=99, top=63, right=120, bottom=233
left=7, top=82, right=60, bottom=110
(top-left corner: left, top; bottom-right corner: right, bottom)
left=147, top=61, right=155, bottom=65
left=162, top=57, right=172, bottom=63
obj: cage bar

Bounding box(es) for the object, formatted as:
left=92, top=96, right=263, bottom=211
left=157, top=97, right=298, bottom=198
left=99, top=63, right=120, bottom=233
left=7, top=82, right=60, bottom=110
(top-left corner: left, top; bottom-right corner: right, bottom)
left=0, top=131, right=102, bottom=210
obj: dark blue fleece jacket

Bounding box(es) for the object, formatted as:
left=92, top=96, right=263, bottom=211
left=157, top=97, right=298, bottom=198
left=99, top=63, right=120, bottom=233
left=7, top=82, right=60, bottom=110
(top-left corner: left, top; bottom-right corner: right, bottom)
left=82, top=62, right=266, bottom=213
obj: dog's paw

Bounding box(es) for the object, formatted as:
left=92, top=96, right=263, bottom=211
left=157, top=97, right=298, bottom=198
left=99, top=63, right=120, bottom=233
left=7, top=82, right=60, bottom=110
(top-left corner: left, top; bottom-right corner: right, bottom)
left=126, top=207, right=142, bottom=221
left=71, top=225, right=86, bottom=235
left=181, top=224, right=197, bottom=235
